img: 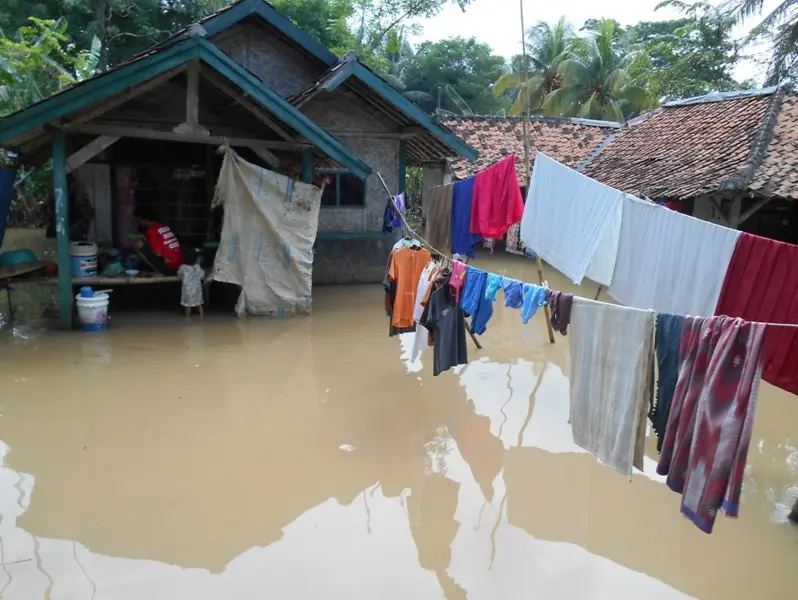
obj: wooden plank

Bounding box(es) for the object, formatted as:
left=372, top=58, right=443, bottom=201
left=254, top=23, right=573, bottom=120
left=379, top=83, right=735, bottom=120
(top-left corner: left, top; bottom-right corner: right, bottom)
left=737, top=197, right=773, bottom=226
left=52, top=129, right=73, bottom=329
left=67, top=123, right=308, bottom=150
left=65, top=135, right=120, bottom=173
left=250, top=144, right=280, bottom=168
left=202, top=70, right=295, bottom=142
left=68, top=66, right=187, bottom=128
left=173, top=60, right=210, bottom=136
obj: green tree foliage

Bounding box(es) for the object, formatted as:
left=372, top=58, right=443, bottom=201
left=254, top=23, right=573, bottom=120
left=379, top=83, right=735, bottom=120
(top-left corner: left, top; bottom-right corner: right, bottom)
left=631, top=1, right=745, bottom=100
left=271, top=0, right=355, bottom=53
left=400, top=37, right=508, bottom=114
left=0, top=18, right=99, bottom=116
left=492, top=18, right=571, bottom=116
left=723, top=0, right=797, bottom=85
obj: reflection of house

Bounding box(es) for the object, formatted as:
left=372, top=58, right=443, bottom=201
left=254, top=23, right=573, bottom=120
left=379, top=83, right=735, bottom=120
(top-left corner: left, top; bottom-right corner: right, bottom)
left=0, top=0, right=476, bottom=327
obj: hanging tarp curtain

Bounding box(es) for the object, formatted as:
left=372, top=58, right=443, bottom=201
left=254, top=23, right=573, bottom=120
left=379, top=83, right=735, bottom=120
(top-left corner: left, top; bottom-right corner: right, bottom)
left=212, top=148, right=322, bottom=316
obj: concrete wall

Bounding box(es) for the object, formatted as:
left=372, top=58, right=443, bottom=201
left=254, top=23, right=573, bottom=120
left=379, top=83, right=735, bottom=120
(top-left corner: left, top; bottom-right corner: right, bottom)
left=312, top=234, right=395, bottom=284
left=212, top=22, right=402, bottom=283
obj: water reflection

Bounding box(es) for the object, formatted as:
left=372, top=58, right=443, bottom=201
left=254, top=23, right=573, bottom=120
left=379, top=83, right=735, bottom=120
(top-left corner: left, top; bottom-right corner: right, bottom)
left=0, top=255, right=795, bottom=599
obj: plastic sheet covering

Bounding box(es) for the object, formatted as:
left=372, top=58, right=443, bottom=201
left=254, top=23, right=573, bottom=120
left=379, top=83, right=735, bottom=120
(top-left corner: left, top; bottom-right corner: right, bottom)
left=212, top=148, right=322, bottom=316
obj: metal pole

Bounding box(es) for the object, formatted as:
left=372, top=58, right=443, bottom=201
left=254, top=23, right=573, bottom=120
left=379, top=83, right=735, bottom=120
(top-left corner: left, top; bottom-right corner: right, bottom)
left=519, top=0, right=555, bottom=343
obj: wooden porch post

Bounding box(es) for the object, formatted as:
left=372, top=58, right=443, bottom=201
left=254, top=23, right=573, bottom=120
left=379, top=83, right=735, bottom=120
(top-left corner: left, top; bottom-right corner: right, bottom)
left=789, top=498, right=798, bottom=524
left=52, top=129, right=73, bottom=329
left=398, top=139, right=407, bottom=195
left=301, top=148, right=313, bottom=183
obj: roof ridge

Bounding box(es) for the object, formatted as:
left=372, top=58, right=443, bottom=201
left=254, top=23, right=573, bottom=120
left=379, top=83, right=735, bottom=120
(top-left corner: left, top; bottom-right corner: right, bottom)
left=663, top=86, right=778, bottom=107
left=719, top=87, right=786, bottom=192
left=437, top=114, right=622, bottom=128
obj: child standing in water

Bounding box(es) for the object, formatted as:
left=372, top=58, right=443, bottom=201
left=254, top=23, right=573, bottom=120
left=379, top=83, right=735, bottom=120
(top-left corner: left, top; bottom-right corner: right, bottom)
left=178, top=249, right=205, bottom=317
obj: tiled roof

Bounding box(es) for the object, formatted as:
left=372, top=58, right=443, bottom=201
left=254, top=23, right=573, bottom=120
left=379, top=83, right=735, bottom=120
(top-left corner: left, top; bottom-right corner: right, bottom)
left=749, top=95, right=798, bottom=200
left=581, top=90, right=779, bottom=200
left=439, top=116, right=619, bottom=186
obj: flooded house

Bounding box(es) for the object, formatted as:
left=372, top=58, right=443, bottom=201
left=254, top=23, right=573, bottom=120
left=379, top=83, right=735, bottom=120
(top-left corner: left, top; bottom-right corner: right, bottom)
left=0, top=0, right=477, bottom=328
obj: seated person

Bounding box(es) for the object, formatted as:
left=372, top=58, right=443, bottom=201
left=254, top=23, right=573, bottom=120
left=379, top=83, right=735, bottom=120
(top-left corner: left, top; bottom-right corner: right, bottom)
left=132, top=205, right=184, bottom=275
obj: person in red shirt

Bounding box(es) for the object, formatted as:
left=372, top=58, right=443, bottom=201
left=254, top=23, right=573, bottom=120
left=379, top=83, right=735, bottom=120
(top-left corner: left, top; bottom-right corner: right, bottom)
left=132, top=205, right=184, bottom=275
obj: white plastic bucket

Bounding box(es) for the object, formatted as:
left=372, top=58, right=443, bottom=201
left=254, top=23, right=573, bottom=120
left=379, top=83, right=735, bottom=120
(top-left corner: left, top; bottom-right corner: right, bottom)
left=75, top=292, right=109, bottom=331
left=70, top=242, right=98, bottom=277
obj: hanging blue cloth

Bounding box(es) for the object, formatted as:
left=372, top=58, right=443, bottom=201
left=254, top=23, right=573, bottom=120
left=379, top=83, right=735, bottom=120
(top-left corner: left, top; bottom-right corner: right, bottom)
left=450, top=177, right=480, bottom=258
left=502, top=277, right=524, bottom=309
left=460, top=266, right=494, bottom=335
left=521, top=283, right=548, bottom=324
left=0, top=167, right=15, bottom=248
left=485, top=273, right=502, bottom=301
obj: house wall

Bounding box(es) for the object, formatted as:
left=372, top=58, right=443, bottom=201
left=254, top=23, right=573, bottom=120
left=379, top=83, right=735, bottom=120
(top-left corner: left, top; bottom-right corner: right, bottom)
left=691, top=193, right=743, bottom=228
left=212, top=22, right=402, bottom=283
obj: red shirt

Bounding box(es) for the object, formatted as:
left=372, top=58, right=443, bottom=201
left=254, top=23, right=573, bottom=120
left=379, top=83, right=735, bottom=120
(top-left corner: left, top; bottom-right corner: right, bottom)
left=146, top=223, right=183, bottom=269
left=469, top=154, right=524, bottom=238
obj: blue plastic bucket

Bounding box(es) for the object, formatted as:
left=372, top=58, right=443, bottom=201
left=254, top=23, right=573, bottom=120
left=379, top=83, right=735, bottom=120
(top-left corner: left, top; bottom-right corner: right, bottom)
left=70, top=242, right=98, bottom=277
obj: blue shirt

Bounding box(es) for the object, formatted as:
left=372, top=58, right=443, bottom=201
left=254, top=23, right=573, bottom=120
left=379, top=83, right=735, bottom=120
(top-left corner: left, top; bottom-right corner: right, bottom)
left=460, top=266, right=494, bottom=335
left=451, top=178, right=480, bottom=258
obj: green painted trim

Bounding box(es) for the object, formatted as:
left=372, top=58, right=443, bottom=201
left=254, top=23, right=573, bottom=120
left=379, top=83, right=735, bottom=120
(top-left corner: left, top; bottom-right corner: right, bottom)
left=323, top=61, right=355, bottom=92
left=196, top=40, right=370, bottom=179
left=398, top=139, right=407, bottom=194
left=202, top=0, right=338, bottom=66
left=301, top=147, right=313, bottom=182
left=351, top=63, right=478, bottom=161
left=52, top=130, right=72, bottom=329
left=0, top=37, right=370, bottom=179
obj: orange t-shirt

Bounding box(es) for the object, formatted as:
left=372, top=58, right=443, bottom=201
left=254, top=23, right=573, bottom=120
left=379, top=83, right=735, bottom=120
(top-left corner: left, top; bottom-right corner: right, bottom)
left=389, top=246, right=432, bottom=328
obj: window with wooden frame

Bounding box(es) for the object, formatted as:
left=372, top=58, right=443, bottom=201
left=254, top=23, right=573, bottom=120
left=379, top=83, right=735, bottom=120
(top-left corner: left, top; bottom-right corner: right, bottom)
left=316, top=169, right=366, bottom=207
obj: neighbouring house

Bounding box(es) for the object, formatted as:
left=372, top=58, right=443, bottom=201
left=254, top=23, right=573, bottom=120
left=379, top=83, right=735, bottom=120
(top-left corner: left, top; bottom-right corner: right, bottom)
left=581, top=87, right=798, bottom=243
left=433, top=115, right=620, bottom=197
left=0, top=0, right=477, bottom=328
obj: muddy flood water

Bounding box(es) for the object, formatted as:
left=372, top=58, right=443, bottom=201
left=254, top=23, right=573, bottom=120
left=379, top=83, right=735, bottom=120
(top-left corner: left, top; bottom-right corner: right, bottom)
left=0, top=253, right=796, bottom=599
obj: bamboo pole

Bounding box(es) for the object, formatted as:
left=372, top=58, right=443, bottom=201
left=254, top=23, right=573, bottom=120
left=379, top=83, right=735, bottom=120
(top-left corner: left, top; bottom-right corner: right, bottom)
left=519, top=0, right=555, bottom=344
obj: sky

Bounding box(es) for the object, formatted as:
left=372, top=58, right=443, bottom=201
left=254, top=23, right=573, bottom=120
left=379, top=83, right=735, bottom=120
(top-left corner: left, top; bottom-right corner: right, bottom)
left=410, top=0, right=776, bottom=85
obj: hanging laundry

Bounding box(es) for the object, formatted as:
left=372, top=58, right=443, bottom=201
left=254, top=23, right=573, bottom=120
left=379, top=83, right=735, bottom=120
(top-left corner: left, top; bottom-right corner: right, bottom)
left=609, top=195, right=742, bottom=316
left=388, top=245, right=432, bottom=329
left=381, top=194, right=405, bottom=233
left=502, top=278, right=524, bottom=309
left=519, top=153, right=623, bottom=286
left=425, top=184, right=453, bottom=251
left=714, top=232, right=798, bottom=396
left=393, top=193, right=405, bottom=228
left=570, top=297, right=655, bottom=478
left=485, top=273, right=502, bottom=302
left=450, top=177, right=481, bottom=258
left=505, top=222, right=526, bottom=256
left=469, top=155, right=524, bottom=239
left=420, top=278, right=468, bottom=376
left=657, top=316, right=765, bottom=534
left=521, top=284, right=547, bottom=324
left=410, top=261, right=438, bottom=363
left=648, top=313, right=686, bottom=452
left=449, top=260, right=467, bottom=303
left=460, top=266, right=494, bottom=335
left=546, top=290, right=573, bottom=335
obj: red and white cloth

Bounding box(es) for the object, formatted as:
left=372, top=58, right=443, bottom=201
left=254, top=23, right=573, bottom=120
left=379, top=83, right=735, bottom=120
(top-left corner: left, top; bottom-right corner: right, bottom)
left=657, top=315, right=765, bottom=533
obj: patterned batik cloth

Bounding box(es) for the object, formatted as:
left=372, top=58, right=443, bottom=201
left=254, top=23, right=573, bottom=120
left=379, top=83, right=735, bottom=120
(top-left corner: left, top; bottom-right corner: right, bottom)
left=656, top=315, right=766, bottom=534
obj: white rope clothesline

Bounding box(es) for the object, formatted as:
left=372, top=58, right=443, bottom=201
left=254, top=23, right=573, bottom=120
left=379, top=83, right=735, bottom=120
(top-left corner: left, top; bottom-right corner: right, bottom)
left=374, top=174, right=798, bottom=330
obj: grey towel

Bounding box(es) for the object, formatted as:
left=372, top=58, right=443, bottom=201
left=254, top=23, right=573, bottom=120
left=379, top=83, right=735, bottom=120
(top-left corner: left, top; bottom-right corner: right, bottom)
left=425, top=184, right=453, bottom=251
left=547, top=290, right=573, bottom=335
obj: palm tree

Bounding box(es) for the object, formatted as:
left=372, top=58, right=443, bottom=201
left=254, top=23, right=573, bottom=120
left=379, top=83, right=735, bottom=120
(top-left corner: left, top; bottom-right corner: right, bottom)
left=492, top=17, right=573, bottom=116
left=720, top=0, right=798, bottom=84
left=544, top=19, right=649, bottom=122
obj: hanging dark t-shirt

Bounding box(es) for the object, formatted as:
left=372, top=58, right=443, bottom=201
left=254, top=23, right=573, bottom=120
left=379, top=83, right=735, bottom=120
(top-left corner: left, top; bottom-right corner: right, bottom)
left=420, top=282, right=468, bottom=376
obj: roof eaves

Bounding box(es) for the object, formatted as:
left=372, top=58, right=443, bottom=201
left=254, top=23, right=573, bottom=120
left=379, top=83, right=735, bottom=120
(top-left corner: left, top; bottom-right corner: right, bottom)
left=350, top=62, right=478, bottom=161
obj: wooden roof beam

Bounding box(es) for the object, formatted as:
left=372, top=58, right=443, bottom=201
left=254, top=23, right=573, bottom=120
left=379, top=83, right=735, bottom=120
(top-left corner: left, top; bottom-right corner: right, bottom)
left=173, top=60, right=210, bottom=136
